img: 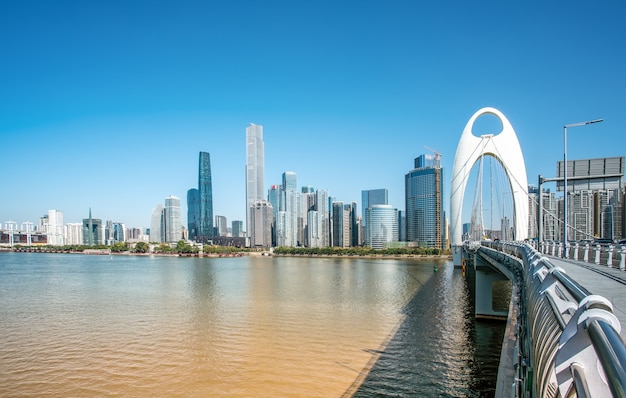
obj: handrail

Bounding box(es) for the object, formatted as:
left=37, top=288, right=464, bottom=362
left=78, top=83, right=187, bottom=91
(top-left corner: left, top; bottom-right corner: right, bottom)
left=477, top=240, right=626, bottom=397
left=587, top=319, right=626, bottom=398
left=547, top=263, right=591, bottom=302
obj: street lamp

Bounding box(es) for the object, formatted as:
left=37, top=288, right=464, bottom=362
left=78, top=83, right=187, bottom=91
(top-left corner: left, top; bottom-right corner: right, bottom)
left=563, top=118, right=603, bottom=257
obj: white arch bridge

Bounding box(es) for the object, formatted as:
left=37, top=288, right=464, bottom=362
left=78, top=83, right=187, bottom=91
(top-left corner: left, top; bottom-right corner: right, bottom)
left=451, top=108, right=626, bottom=397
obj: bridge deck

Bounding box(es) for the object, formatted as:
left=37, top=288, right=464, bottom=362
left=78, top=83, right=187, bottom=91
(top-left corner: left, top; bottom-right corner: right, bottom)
left=544, top=255, right=626, bottom=340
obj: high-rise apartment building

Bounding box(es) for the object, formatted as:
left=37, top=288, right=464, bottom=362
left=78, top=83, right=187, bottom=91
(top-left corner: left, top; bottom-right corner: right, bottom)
left=198, top=151, right=214, bottom=241
left=332, top=202, right=344, bottom=247
left=268, top=185, right=281, bottom=218
left=405, top=154, right=444, bottom=249
left=250, top=200, right=273, bottom=248
left=594, top=189, right=622, bottom=240
left=246, top=123, right=265, bottom=236
left=311, top=189, right=329, bottom=247
left=332, top=201, right=357, bottom=247
left=215, top=215, right=227, bottom=236
left=280, top=171, right=299, bottom=246
left=554, top=157, right=624, bottom=241
left=301, top=188, right=316, bottom=247
left=105, top=221, right=125, bottom=244
left=41, top=209, right=64, bottom=246
left=164, top=195, right=182, bottom=242
left=365, top=204, right=398, bottom=249
left=65, top=223, right=83, bottom=245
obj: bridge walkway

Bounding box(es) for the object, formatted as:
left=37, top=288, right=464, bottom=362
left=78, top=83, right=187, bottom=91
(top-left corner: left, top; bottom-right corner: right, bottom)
left=544, top=254, right=626, bottom=341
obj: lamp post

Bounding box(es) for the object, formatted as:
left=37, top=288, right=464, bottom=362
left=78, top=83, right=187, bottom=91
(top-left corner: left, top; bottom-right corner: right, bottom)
left=563, top=118, right=603, bottom=257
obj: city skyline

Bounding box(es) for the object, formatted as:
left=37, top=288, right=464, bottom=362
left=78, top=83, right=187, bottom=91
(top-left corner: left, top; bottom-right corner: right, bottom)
left=1, top=2, right=625, bottom=228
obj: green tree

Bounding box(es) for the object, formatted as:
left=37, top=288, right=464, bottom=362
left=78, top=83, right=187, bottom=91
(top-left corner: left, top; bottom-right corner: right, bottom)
left=176, top=240, right=195, bottom=254
left=110, top=242, right=129, bottom=253
left=156, top=243, right=173, bottom=253
left=134, top=242, right=149, bottom=253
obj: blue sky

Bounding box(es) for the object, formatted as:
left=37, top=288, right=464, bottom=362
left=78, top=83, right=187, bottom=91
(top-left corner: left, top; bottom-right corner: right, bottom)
left=1, top=1, right=624, bottom=230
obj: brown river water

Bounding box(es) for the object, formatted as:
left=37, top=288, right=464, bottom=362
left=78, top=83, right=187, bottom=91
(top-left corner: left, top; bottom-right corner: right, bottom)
left=0, top=252, right=503, bottom=397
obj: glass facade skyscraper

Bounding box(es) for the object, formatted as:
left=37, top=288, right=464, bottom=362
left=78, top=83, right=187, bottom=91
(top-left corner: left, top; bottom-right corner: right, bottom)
left=150, top=204, right=163, bottom=243
left=198, top=151, right=214, bottom=240
left=164, top=195, right=182, bottom=242
left=187, top=188, right=200, bottom=240
left=366, top=204, right=398, bottom=249
left=232, top=220, right=243, bottom=238
left=82, top=208, right=103, bottom=245
left=405, top=154, right=443, bottom=249
left=361, top=189, right=388, bottom=227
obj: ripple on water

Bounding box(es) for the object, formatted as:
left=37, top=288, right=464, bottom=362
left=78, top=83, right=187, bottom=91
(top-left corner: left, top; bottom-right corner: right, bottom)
left=0, top=253, right=503, bottom=397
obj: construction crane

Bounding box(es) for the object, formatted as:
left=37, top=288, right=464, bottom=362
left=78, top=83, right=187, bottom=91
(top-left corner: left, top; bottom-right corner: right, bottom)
left=424, top=146, right=442, bottom=168
left=423, top=146, right=443, bottom=248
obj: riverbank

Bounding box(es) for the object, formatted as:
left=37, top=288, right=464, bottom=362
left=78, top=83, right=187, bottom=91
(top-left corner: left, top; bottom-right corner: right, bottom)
left=2, top=248, right=451, bottom=260
left=271, top=253, right=452, bottom=260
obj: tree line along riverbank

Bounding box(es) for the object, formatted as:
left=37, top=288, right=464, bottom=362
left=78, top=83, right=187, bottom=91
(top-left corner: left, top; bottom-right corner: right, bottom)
left=3, top=242, right=452, bottom=259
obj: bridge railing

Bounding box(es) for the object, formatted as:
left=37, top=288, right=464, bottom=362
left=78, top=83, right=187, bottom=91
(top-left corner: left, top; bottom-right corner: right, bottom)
left=535, top=241, right=626, bottom=270
left=481, top=241, right=626, bottom=398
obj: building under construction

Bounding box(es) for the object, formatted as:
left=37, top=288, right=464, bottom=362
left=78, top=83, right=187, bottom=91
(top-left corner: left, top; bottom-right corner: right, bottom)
left=405, top=153, right=444, bottom=249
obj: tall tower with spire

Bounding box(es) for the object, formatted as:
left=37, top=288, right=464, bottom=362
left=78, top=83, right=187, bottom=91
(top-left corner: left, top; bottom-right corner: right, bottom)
left=82, top=208, right=102, bottom=245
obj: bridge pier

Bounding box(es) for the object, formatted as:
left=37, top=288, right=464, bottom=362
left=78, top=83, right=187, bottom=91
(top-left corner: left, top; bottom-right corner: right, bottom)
left=462, top=245, right=511, bottom=320
left=474, top=266, right=510, bottom=320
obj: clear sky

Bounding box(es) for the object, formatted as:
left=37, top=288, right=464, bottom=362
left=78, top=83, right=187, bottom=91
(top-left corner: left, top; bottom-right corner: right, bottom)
left=1, top=1, right=625, bottom=230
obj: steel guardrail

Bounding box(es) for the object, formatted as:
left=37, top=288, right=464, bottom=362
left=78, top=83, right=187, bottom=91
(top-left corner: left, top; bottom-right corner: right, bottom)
left=479, top=241, right=626, bottom=397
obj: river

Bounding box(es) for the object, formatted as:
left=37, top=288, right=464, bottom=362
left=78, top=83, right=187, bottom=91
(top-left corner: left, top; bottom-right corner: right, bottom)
left=0, top=252, right=503, bottom=397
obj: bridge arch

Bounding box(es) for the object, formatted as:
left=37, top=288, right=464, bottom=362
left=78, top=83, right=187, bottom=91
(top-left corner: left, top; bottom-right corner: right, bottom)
left=450, top=107, right=528, bottom=245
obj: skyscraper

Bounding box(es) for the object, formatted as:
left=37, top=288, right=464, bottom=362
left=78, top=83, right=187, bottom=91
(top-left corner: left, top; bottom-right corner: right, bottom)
left=332, top=201, right=357, bottom=247
left=83, top=208, right=103, bottom=245
left=187, top=188, right=200, bottom=240
left=150, top=204, right=163, bottom=243
left=164, top=195, right=182, bottom=242
left=250, top=200, right=273, bottom=248
left=361, top=189, right=388, bottom=227
left=65, top=223, right=83, bottom=245
left=232, top=220, right=243, bottom=238
left=215, top=215, right=227, bottom=236
left=366, top=204, right=398, bottom=249
left=280, top=171, right=299, bottom=246
left=42, top=209, right=64, bottom=245
left=405, top=154, right=444, bottom=249
left=246, top=123, right=264, bottom=235
left=198, top=151, right=214, bottom=241
left=332, top=201, right=345, bottom=247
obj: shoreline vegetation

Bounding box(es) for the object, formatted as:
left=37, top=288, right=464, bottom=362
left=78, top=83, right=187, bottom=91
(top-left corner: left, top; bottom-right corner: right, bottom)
left=2, top=242, right=452, bottom=260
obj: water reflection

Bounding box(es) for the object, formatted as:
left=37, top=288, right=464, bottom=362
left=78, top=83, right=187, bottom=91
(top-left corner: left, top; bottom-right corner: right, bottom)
left=351, top=261, right=504, bottom=397
left=0, top=253, right=503, bottom=397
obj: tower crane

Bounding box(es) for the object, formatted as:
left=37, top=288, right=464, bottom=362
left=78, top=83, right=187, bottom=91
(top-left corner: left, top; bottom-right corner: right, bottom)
left=423, top=146, right=443, bottom=248
left=424, top=146, right=442, bottom=168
